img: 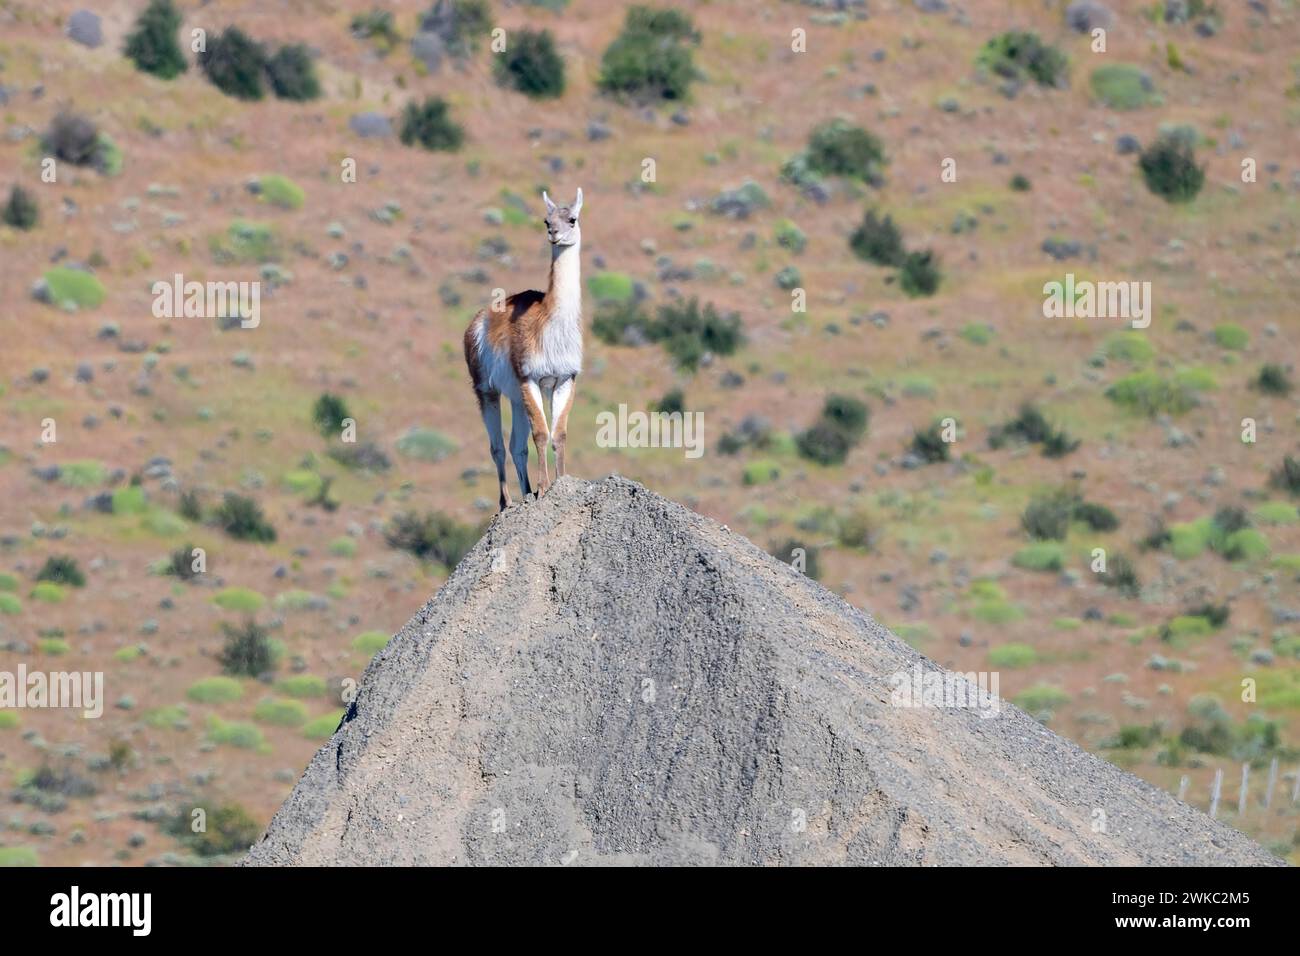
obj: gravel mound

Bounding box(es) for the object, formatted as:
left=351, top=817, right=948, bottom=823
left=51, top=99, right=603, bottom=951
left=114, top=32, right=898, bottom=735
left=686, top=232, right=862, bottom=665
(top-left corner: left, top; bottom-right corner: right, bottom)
left=245, top=476, right=1278, bottom=866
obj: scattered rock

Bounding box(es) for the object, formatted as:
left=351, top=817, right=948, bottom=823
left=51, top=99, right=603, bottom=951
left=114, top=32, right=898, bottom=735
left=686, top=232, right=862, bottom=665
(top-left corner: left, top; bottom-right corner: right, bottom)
left=1065, top=1, right=1112, bottom=32
left=67, top=10, right=102, bottom=48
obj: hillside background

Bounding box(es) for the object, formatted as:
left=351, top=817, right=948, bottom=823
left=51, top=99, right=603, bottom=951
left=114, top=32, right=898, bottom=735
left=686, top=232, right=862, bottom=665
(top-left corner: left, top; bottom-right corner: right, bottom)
left=1, top=0, right=1298, bottom=866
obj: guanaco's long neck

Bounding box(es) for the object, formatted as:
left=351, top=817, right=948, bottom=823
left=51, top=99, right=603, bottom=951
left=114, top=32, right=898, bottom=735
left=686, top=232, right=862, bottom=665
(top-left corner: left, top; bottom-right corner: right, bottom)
left=545, top=239, right=582, bottom=322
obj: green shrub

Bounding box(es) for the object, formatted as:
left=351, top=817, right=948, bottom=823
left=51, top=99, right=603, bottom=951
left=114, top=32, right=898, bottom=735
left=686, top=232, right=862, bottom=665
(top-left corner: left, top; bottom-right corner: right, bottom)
left=217, top=620, right=276, bottom=677
left=910, top=421, right=950, bottom=463
left=214, top=493, right=276, bottom=542
left=2, top=185, right=38, bottom=230
left=255, top=174, right=305, bottom=210
left=1009, top=173, right=1031, bottom=192
left=646, top=298, right=744, bottom=371
left=420, top=0, right=492, bottom=58
left=1186, top=602, right=1230, bottom=629
left=186, top=676, right=244, bottom=704
left=494, top=28, right=565, bottom=98
left=1089, top=64, right=1158, bottom=109
left=1271, top=457, right=1300, bottom=498
left=1041, top=427, right=1081, bottom=458
left=796, top=421, right=852, bottom=466
left=165, top=544, right=201, bottom=580
left=396, top=428, right=457, bottom=462
left=275, top=675, right=327, bottom=698
left=1014, top=684, right=1070, bottom=715
left=1255, top=364, right=1292, bottom=396
left=179, top=490, right=202, bottom=522
left=212, top=219, right=280, bottom=264
left=653, top=388, right=685, bottom=415
left=1106, top=371, right=1197, bottom=416
left=329, top=536, right=358, bottom=558
left=820, top=394, right=869, bottom=439
left=1212, top=505, right=1250, bottom=535
left=124, top=0, right=187, bottom=79
left=1100, top=553, right=1141, bottom=597
left=108, top=485, right=145, bottom=517
left=1104, top=331, right=1156, bottom=364
left=199, top=27, right=268, bottom=100
left=977, top=31, right=1068, bottom=88
left=253, top=697, right=308, bottom=727
left=1253, top=502, right=1298, bottom=526
left=384, top=511, right=479, bottom=568
left=213, top=587, right=267, bottom=612
left=353, top=630, right=390, bottom=654
left=351, top=10, right=401, bottom=52
left=989, top=404, right=1050, bottom=447
left=312, top=393, right=351, bottom=438
left=592, top=299, right=652, bottom=345
left=42, top=112, right=105, bottom=167
left=1073, top=501, right=1119, bottom=532
left=206, top=717, right=265, bottom=750
left=1012, top=542, right=1065, bottom=572
left=1105, top=724, right=1161, bottom=750
left=36, top=555, right=85, bottom=587
left=598, top=6, right=699, bottom=101
left=835, top=509, right=874, bottom=549
left=30, top=582, right=66, bottom=604
left=0, top=847, right=38, bottom=867
left=266, top=43, right=320, bottom=100
left=805, top=120, right=886, bottom=184
left=399, top=96, right=464, bottom=151
left=849, top=209, right=905, bottom=266
left=1138, top=133, right=1204, bottom=203
left=165, top=803, right=261, bottom=857
left=1218, top=528, right=1269, bottom=562
left=898, top=249, right=941, bottom=297
left=988, top=643, right=1038, bottom=668
left=303, top=710, right=346, bottom=740
left=1213, top=323, right=1249, bottom=350
left=1022, top=491, right=1074, bottom=541
left=796, top=395, right=869, bottom=466
left=588, top=271, right=636, bottom=303
left=775, top=219, right=807, bottom=253
left=743, top=463, right=780, bottom=486
left=0, top=594, right=21, bottom=615
left=329, top=441, right=391, bottom=473
left=40, top=267, right=106, bottom=309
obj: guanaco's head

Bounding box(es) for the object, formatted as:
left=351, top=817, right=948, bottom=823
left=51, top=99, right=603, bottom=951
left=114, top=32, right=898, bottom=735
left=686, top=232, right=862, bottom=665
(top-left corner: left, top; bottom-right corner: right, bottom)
left=542, top=188, right=582, bottom=247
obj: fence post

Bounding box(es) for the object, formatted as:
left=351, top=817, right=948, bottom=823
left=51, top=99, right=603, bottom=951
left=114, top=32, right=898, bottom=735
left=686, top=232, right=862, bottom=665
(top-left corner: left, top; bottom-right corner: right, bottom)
left=1264, top=758, right=1278, bottom=810
left=1210, top=768, right=1223, bottom=819
left=1177, top=775, right=1189, bottom=802
left=1238, top=763, right=1249, bottom=817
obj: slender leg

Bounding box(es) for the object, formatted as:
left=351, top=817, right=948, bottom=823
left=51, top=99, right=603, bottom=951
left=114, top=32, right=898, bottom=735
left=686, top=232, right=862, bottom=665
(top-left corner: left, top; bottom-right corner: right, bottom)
left=509, top=397, right=532, bottom=500
left=480, top=394, right=511, bottom=511
left=521, top=379, right=551, bottom=496
left=550, top=375, right=576, bottom=478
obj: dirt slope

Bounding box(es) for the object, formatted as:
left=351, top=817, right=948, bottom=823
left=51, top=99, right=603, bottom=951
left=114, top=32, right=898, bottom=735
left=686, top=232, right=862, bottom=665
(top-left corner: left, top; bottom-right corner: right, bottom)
left=244, top=476, right=1278, bottom=866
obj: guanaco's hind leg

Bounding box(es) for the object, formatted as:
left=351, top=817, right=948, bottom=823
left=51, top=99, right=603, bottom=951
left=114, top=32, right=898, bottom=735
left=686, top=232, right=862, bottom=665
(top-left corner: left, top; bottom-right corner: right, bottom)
left=508, top=397, right=533, bottom=501
left=480, top=394, right=511, bottom=511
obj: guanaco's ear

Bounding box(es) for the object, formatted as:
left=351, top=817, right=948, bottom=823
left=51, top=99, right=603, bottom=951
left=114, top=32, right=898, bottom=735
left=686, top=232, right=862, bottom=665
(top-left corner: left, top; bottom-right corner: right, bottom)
left=572, top=187, right=583, bottom=218
left=542, top=190, right=557, bottom=214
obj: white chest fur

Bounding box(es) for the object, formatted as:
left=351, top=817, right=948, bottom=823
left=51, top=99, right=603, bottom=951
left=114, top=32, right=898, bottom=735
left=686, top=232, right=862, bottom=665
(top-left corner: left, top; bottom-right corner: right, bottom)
left=525, top=244, right=583, bottom=381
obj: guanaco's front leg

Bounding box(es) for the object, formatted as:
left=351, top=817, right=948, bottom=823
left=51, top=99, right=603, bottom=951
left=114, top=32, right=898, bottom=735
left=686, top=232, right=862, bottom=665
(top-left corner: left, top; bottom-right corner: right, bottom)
left=521, top=379, right=551, bottom=496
